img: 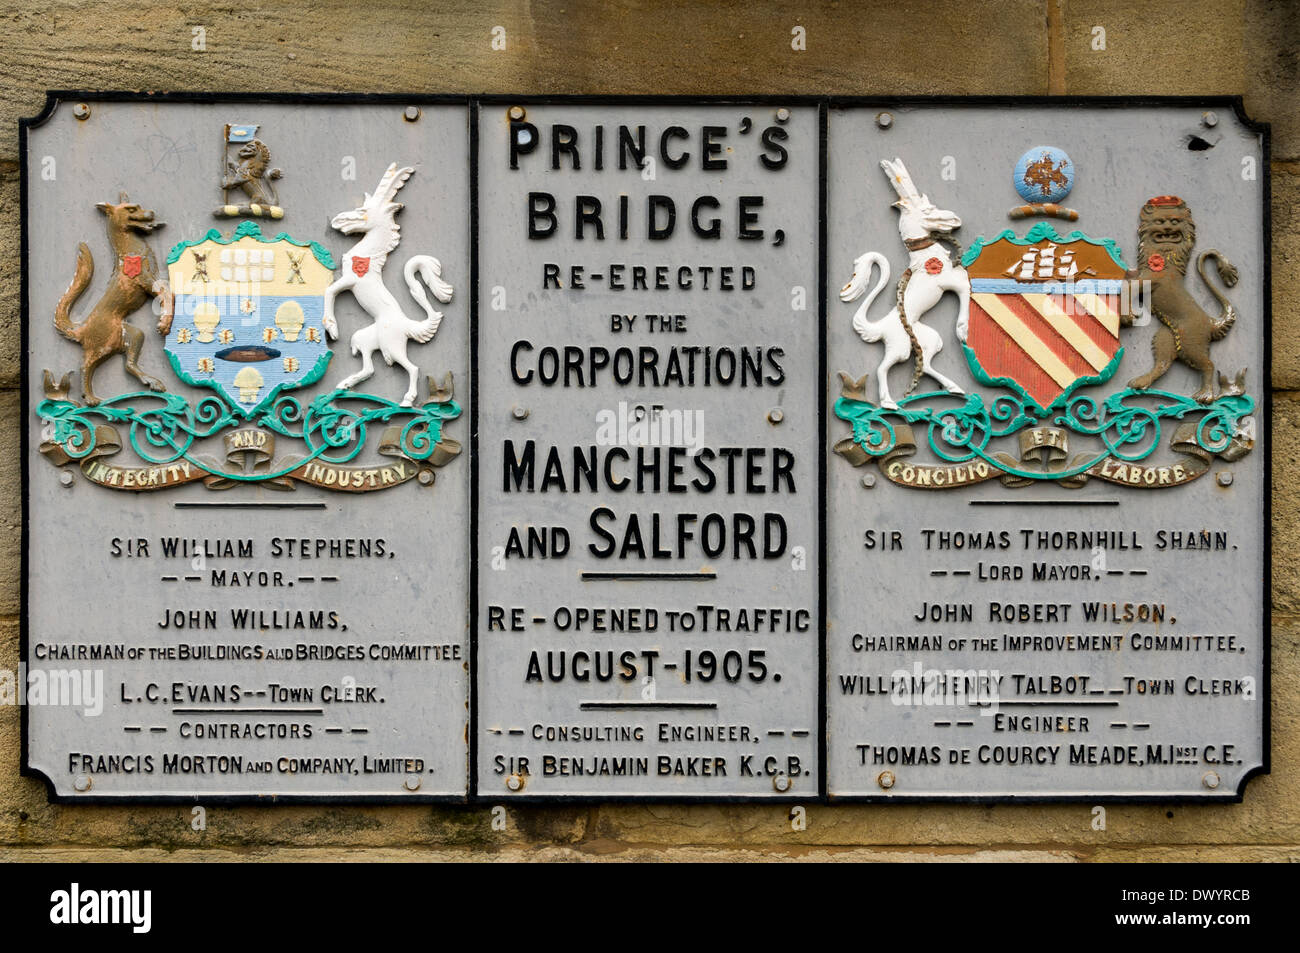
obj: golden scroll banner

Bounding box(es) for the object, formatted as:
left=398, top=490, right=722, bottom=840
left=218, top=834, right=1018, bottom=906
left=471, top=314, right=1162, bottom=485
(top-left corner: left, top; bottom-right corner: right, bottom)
left=40, top=425, right=459, bottom=492
left=836, top=424, right=1002, bottom=489
left=836, top=421, right=1250, bottom=491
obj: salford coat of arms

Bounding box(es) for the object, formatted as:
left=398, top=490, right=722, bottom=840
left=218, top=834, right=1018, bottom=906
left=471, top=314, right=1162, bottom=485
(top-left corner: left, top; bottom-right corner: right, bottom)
left=164, top=222, right=334, bottom=416
left=37, top=127, right=462, bottom=494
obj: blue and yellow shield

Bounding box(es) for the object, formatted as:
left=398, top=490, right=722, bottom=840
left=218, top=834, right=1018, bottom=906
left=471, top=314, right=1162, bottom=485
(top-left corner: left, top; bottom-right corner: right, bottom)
left=165, top=221, right=336, bottom=417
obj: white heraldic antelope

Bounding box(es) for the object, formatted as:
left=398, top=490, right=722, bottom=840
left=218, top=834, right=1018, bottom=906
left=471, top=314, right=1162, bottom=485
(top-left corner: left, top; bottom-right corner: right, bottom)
left=323, top=163, right=453, bottom=406
left=840, top=158, right=971, bottom=408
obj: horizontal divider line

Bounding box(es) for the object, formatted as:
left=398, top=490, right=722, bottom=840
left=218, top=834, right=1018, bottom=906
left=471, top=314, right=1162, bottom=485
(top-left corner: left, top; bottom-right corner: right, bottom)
left=969, top=500, right=1119, bottom=506
left=171, top=707, right=325, bottom=715
left=581, top=571, right=716, bottom=580
left=579, top=701, right=719, bottom=710
left=173, top=501, right=327, bottom=509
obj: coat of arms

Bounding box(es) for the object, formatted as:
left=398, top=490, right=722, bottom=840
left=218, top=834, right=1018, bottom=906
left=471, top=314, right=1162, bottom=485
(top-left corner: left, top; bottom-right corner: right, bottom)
left=36, top=126, right=462, bottom=495
left=164, top=222, right=333, bottom=416
left=963, top=224, right=1126, bottom=414
left=833, top=154, right=1255, bottom=490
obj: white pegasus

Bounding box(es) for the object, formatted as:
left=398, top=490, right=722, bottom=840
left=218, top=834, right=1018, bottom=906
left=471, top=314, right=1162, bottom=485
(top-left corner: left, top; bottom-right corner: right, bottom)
left=322, top=163, right=453, bottom=406
left=840, top=157, right=971, bottom=409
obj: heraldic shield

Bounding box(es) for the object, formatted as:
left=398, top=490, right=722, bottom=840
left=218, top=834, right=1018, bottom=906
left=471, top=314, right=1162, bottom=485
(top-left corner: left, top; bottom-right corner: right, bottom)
left=164, top=221, right=335, bottom=417
left=963, top=222, right=1129, bottom=412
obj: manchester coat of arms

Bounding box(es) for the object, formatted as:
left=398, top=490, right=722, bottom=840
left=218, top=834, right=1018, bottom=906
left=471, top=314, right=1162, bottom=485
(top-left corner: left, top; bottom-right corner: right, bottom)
left=833, top=155, right=1255, bottom=491
left=963, top=223, right=1127, bottom=414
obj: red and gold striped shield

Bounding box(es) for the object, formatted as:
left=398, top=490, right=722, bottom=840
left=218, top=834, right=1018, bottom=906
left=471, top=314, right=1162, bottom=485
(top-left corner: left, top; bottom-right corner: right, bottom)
left=964, top=225, right=1130, bottom=411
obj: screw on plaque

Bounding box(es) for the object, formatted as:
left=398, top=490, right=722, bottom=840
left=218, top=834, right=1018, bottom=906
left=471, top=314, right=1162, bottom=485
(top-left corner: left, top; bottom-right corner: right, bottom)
left=776, top=108, right=790, bottom=124
left=1202, top=771, right=1220, bottom=790
left=508, top=106, right=527, bottom=122
left=876, top=112, right=893, bottom=129
left=403, top=106, right=421, bottom=123
left=59, top=470, right=74, bottom=487
left=772, top=772, right=792, bottom=792
left=1202, top=111, right=1219, bottom=128
left=862, top=473, right=876, bottom=488
left=73, top=103, right=91, bottom=121
left=506, top=773, right=525, bottom=791
left=403, top=773, right=421, bottom=791
left=877, top=770, right=896, bottom=789
left=512, top=405, right=530, bottom=420
left=767, top=408, right=784, bottom=424
left=1217, top=471, right=1233, bottom=487
left=73, top=774, right=93, bottom=792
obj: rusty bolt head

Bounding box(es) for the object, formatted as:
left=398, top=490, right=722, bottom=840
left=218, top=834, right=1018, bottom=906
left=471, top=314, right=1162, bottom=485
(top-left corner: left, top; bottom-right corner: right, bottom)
left=1202, top=111, right=1219, bottom=128
left=506, top=773, right=525, bottom=791
left=1202, top=771, right=1220, bottom=790
left=877, top=770, right=896, bottom=789
left=59, top=470, right=74, bottom=487
left=73, top=103, right=91, bottom=121
left=73, top=774, right=92, bottom=792
left=772, top=772, right=792, bottom=792
left=876, top=112, right=893, bottom=129
left=512, top=405, right=530, bottom=420
left=862, top=473, right=876, bottom=489
left=403, top=106, right=421, bottom=123
left=776, top=108, right=791, bottom=124
left=1217, top=471, right=1233, bottom=487
left=508, top=106, right=527, bottom=122
left=768, top=408, right=784, bottom=424
left=403, top=773, right=421, bottom=791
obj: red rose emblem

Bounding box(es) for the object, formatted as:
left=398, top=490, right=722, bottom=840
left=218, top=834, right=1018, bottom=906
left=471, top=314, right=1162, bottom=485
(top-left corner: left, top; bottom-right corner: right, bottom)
left=924, top=257, right=943, bottom=275
left=121, top=255, right=142, bottom=278
left=351, top=256, right=370, bottom=277
left=1147, top=253, right=1165, bottom=272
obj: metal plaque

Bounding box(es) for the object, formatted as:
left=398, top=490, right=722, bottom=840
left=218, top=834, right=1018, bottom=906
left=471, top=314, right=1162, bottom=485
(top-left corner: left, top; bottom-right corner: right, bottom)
left=825, top=104, right=1268, bottom=799
left=21, top=94, right=1270, bottom=805
left=475, top=102, right=821, bottom=798
left=22, top=97, right=472, bottom=800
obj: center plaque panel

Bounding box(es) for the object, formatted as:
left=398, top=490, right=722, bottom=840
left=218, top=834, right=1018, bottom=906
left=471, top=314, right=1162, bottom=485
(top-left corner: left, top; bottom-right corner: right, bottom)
left=476, top=103, right=821, bottom=798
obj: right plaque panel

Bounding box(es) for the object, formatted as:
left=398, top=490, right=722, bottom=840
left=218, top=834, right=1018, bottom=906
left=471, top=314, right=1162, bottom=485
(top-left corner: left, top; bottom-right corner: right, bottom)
left=825, top=104, right=1267, bottom=799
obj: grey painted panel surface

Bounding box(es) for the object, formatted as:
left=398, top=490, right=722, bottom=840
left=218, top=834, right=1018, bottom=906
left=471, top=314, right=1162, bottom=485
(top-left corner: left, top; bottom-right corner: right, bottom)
left=25, top=100, right=471, bottom=798
left=475, top=104, right=820, bottom=797
left=22, top=96, right=1267, bottom=803
left=824, top=105, right=1266, bottom=798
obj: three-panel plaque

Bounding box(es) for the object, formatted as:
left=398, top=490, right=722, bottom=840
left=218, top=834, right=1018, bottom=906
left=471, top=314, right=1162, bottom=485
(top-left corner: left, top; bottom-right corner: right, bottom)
left=20, top=95, right=1269, bottom=802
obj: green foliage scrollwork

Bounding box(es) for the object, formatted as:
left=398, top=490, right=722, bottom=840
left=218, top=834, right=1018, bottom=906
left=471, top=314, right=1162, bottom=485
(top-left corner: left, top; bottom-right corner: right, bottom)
left=37, top=389, right=462, bottom=482
left=833, top=387, right=1253, bottom=481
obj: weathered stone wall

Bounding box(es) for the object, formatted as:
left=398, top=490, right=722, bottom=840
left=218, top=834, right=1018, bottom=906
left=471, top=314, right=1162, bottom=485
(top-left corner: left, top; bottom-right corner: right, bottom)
left=1, top=0, right=1295, bottom=861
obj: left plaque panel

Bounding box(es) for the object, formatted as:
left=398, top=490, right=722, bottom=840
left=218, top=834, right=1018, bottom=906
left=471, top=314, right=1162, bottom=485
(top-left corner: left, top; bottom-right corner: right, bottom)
left=22, top=97, right=472, bottom=800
